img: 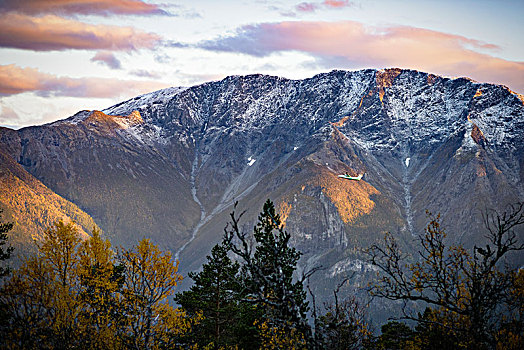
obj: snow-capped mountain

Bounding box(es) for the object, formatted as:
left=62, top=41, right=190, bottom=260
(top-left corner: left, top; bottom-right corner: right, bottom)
left=1, top=69, right=523, bottom=310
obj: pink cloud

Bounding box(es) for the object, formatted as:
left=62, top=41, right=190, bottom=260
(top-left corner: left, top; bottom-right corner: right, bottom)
left=0, top=0, right=169, bottom=16
left=198, top=21, right=524, bottom=93
left=0, top=64, right=169, bottom=98
left=322, top=0, right=353, bottom=8
left=91, top=51, right=122, bottom=69
left=296, top=0, right=353, bottom=12
left=0, top=13, right=161, bottom=51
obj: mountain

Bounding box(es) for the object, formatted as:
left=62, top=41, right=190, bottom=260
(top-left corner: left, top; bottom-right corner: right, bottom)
left=0, top=128, right=98, bottom=255
left=1, top=69, right=523, bottom=311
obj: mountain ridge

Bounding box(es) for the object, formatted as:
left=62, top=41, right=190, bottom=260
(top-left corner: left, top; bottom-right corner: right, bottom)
left=1, top=68, right=523, bottom=309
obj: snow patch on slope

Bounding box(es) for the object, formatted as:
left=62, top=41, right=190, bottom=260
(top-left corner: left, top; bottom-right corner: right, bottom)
left=329, top=258, right=378, bottom=277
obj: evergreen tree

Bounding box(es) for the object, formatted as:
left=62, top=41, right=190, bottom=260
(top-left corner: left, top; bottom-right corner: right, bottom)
left=376, top=321, right=415, bottom=350
left=225, top=199, right=311, bottom=343
left=175, top=239, right=259, bottom=349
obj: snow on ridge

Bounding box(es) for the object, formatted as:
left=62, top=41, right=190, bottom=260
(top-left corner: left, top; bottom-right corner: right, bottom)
left=103, top=86, right=187, bottom=116
left=50, top=70, right=523, bottom=152
left=52, top=110, right=92, bottom=126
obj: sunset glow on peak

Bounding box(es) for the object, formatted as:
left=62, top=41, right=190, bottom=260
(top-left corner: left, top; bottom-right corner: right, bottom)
left=0, top=0, right=523, bottom=128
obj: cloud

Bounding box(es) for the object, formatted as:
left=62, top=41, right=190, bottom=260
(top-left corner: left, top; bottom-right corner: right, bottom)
left=0, top=13, right=161, bottom=51
left=91, top=51, right=122, bottom=69
left=322, top=0, right=353, bottom=8
left=296, top=0, right=353, bottom=12
left=0, top=0, right=169, bottom=16
left=296, top=3, right=319, bottom=12
left=129, top=69, right=162, bottom=79
left=0, top=102, right=21, bottom=123
left=0, top=64, right=169, bottom=98
left=196, top=21, right=524, bottom=93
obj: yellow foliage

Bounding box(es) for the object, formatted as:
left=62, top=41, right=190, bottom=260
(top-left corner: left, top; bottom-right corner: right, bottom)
left=0, top=220, right=195, bottom=349
left=120, top=239, right=185, bottom=349
left=255, top=320, right=307, bottom=350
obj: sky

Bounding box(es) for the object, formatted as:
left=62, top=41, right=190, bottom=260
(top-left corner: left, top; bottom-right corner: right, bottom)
left=0, top=0, right=523, bottom=129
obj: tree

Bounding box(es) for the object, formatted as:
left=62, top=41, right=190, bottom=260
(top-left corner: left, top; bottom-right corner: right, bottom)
left=119, top=238, right=184, bottom=350
left=411, top=308, right=461, bottom=350
left=313, top=279, right=372, bottom=350
left=0, top=220, right=197, bottom=349
left=368, top=204, right=524, bottom=349
left=175, top=238, right=258, bottom=349
left=376, top=321, right=414, bottom=350
left=0, top=209, right=14, bottom=277
left=256, top=319, right=308, bottom=350
left=37, top=220, right=84, bottom=348
left=77, top=227, right=126, bottom=349
left=224, top=199, right=312, bottom=344
left=0, top=220, right=84, bottom=348
left=0, top=256, right=56, bottom=349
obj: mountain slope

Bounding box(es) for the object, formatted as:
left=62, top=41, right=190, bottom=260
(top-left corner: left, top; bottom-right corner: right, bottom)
left=0, top=129, right=98, bottom=253
left=1, top=69, right=523, bottom=303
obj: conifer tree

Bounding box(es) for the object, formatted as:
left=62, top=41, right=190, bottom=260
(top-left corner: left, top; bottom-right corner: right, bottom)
left=225, top=199, right=311, bottom=342
left=175, top=238, right=259, bottom=349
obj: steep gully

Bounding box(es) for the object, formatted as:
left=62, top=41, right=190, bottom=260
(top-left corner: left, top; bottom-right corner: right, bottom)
left=174, top=145, right=206, bottom=261
left=174, top=136, right=264, bottom=261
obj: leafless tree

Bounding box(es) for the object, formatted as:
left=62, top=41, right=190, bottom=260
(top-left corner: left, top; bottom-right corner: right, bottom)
left=368, top=203, right=524, bottom=348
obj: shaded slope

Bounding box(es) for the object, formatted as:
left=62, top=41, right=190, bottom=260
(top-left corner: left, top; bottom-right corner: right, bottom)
left=2, top=110, right=200, bottom=251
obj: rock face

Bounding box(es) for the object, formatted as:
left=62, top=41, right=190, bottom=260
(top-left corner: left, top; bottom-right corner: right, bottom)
left=1, top=69, right=524, bottom=309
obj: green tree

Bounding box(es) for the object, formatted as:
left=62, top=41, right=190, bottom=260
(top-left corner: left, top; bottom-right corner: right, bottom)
left=225, top=199, right=311, bottom=344
left=0, top=209, right=14, bottom=277
left=368, top=204, right=524, bottom=349
left=411, top=308, right=461, bottom=350
left=175, top=238, right=258, bottom=349
left=376, top=321, right=415, bottom=350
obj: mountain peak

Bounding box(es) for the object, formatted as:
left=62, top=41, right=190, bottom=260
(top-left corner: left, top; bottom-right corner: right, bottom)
left=78, top=110, right=142, bottom=128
